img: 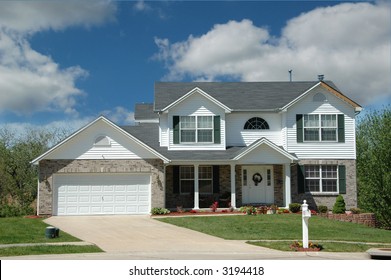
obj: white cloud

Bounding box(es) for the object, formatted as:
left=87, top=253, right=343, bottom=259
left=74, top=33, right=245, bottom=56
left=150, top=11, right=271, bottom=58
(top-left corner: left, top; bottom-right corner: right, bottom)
left=0, top=1, right=116, bottom=116
left=0, top=1, right=116, bottom=34
left=154, top=2, right=391, bottom=106
left=100, top=106, right=135, bottom=125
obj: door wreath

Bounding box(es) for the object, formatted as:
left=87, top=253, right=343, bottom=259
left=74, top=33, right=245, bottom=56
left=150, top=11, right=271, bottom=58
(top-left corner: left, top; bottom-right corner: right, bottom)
left=252, top=172, right=263, bottom=186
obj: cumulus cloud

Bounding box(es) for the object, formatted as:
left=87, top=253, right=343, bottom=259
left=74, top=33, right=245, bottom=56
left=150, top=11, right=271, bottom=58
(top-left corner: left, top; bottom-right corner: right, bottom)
left=0, top=1, right=116, bottom=115
left=154, top=2, right=391, bottom=106
left=100, top=106, right=135, bottom=125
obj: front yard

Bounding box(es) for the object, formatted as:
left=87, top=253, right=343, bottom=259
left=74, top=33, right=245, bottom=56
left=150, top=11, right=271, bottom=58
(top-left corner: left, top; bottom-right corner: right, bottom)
left=0, top=217, right=103, bottom=257
left=157, top=214, right=391, bottom=252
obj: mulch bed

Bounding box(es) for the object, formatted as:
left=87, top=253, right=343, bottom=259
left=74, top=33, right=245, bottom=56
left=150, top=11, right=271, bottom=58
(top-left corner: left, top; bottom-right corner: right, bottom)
left=152, top=211, right=243, bottom=217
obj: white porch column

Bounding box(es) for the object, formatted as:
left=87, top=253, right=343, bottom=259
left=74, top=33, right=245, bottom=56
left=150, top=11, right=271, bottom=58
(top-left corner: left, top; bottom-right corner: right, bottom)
left=193, top=164, right=199, bottom=210
left=284, top=163, right=291, bottom=208
left=230, top=163, right=236, bottom=208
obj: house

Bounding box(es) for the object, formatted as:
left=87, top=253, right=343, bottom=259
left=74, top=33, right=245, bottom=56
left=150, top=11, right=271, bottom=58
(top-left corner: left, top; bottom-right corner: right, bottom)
left=32, top=80, right=362, bottom=216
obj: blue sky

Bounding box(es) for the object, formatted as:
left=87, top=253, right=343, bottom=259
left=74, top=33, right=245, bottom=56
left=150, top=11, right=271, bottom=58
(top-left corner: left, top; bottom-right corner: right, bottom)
left=0, top=1, right=390, bottom=133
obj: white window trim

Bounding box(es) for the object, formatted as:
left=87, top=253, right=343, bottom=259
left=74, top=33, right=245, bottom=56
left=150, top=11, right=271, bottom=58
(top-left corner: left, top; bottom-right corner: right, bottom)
left=179, top=116, right=214, bottom=144
left=303, top=114, right=338, bottom=143
left=305, top=165, right=339, bottom=194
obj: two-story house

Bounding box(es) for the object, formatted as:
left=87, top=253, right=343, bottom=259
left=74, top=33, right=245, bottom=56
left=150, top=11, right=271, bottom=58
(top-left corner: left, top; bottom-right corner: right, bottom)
left=32, top=80, right=362, bottom=216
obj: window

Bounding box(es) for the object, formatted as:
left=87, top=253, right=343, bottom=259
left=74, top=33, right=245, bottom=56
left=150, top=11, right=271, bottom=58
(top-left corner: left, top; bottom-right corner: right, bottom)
left=94, top=135, right=111, bottom=146
left=244, top=117, right=269, bottom=130
left=179, top=116, right=213, bottom=143
left=199, top=166, right=213, bottom=194
left=179, top=166, right=213, bottom=194
left=243, top=169, right=248, bottom=185
left=303, top=114, right=337, bottom=141
left=267, top=169, right=272, bottom=186
left=180, top=166, right=194, bottom=194
left=305, top=165, right=338, bottom=193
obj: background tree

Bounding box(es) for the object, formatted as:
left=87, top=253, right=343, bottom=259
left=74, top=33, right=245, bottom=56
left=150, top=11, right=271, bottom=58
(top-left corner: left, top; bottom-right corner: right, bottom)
left=0, top=126, right=71, bottom=216
left=356, top=106, right=391, bottom=228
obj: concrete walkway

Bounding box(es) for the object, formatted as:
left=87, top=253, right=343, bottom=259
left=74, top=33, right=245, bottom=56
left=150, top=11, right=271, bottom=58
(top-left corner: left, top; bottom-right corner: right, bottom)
left=0, top=215, right=374, bottom=260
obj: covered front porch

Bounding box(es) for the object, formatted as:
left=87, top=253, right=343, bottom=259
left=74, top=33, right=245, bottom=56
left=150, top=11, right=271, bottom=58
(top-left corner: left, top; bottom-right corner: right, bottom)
left=165, top=138, right=298, bottom=210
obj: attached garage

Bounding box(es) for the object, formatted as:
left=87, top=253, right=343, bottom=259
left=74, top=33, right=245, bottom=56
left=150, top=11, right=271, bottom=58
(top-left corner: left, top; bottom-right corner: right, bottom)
left=54, top=173, right=151, bottom=216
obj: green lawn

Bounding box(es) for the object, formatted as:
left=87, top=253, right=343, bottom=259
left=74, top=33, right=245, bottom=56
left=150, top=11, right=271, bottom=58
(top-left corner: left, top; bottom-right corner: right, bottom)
left=157, top=214, right=391, bottom=252
left=0, top=217, right=103, bottom=256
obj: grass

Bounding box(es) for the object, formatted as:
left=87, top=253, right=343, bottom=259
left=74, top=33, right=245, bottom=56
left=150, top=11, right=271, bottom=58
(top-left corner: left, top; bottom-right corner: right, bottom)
left=157, top=214, right=391, bottom=252
left=0, top=217, right=80, bottom=244
left=0, top=245, right=103, bottom=257
left=0, top=217, right=102, bottom=256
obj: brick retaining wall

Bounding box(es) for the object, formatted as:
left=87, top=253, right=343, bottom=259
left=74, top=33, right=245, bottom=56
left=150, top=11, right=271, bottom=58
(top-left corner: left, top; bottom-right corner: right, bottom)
left=319, top=213, right=377, bottom=227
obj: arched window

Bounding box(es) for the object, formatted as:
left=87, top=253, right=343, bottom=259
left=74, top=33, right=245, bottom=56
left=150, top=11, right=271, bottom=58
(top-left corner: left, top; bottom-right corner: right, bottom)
left=94, top=135, right=111, bottom=146
left=244, top=117, right=269, bottom=130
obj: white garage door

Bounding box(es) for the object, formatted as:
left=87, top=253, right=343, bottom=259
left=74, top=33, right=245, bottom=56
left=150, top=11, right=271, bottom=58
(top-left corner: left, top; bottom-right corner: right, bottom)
left=54, top=173, right=151, bottom=216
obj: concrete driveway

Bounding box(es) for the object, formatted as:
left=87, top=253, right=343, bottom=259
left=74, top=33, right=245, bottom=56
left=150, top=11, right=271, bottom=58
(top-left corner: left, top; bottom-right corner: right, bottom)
left=45, top=215, right=271, bottom=255
left=43, top=215, right=371, bottom=260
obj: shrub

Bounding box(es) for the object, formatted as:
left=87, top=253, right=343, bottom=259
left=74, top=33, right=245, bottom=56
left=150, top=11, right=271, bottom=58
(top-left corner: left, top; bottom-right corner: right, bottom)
left=240, top=205, right=256, bottom=215
left=0, top=204, right=34, bottom=217
left=332, top=195, right=346, bottom=214
left=210, top=201, right=218, bottom=212
left=151, top=207, right=170, bottom=215
left=350, top=207, right=362, bottom=214
left=318, top=205, right=328, bottom=214
left=289, top=203, right=301, bottom=213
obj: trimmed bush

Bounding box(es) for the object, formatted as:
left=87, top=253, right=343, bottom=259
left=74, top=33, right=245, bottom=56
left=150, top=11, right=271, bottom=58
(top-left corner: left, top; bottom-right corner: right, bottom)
left=151, top=207, right=170, bottom=215
left=332, top=195, right=346, bottom=214
left=289, top=203, right=301, bottom=213
left=0, top=204, right=34, bottom=217
left=317, top=205, right=328, bottom=214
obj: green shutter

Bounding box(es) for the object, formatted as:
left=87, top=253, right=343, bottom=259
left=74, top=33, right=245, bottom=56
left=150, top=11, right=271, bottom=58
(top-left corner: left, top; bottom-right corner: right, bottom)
left=213, top=166, right=220, bottom=194
left=173, top=116, right=180, bottom=144
left=338, top=114, right=345, bottom=143
left=297, top=164, right=305, bottom=194
left=214, top=116, right=221, bottom=144
left=296, top=114, right=303, bottom=143
left=339, top=165, right=346, bottom=194
left=173, top=166, right=180, bottom=194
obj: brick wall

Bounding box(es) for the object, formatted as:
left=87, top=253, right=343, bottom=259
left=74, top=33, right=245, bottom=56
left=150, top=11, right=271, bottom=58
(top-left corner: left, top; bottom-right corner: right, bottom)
left=291, top=159, right=357, bottom=210
left=319, top=213, right=377, bottom=228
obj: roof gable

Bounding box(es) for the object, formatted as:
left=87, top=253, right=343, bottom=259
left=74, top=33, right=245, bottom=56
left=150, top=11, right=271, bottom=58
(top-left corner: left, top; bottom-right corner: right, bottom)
left=281, top=81, right=362, bottom=112
left=233, top=137, right=298, bottom=163
left=161, top=87, right=232, bottom=113
left=31, top=116, right=169, bottom=164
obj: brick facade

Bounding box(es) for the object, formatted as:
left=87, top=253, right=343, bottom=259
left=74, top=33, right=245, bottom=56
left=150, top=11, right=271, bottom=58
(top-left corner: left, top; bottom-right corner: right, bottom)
left=165, top=164, right=287, bottom=209
left=290, top=159, right=357, bottom=210
left=38, top=159, right=165, bottom=215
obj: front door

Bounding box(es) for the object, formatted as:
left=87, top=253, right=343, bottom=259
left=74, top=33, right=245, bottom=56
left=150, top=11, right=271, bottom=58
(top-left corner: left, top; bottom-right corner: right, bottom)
left=242, top=166, right=274, bottom=204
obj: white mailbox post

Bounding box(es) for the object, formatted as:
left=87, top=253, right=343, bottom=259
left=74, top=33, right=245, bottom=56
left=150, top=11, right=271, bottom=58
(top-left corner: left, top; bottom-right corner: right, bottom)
left=302, top=200, right=311, bottom=249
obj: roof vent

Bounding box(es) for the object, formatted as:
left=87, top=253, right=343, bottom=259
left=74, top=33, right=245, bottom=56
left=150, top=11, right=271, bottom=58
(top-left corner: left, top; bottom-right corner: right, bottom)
left=318, top=74, right=324, bottom=81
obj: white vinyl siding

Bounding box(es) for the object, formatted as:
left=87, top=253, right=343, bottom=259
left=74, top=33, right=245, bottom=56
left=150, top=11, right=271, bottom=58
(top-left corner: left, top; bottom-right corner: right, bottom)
left=286, top=88, right=356, bottom=159
left=168, top=92, right=225, bottom=150
left=45, top=120, right=159, bottom=160
left=159, top=113, right=169, bottom=147
left=226, top=113, right=282, bottom=146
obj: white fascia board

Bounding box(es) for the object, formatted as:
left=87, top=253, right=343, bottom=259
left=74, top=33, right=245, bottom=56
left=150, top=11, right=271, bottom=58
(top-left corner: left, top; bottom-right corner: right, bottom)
left=233, top=138, right=298, bottom=162
left=31, top=116, right=170, bottom=165
left=280, top=82, right=321, bottom=111
left=162, top=87, right=232, bottom=113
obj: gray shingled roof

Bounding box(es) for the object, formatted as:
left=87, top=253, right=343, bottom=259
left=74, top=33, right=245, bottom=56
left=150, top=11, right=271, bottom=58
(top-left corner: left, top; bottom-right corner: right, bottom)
left=121, top=123, right=243, bottom=161
left=154, top=81, right=338, bottom=111
left=134, top=103, right=158, bottom=120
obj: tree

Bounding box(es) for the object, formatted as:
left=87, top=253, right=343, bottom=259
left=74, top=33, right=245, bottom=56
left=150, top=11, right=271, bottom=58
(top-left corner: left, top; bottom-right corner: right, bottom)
left=356, top=106, right=391, bottom=228
left=0, top=125, right=71, bottom=216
